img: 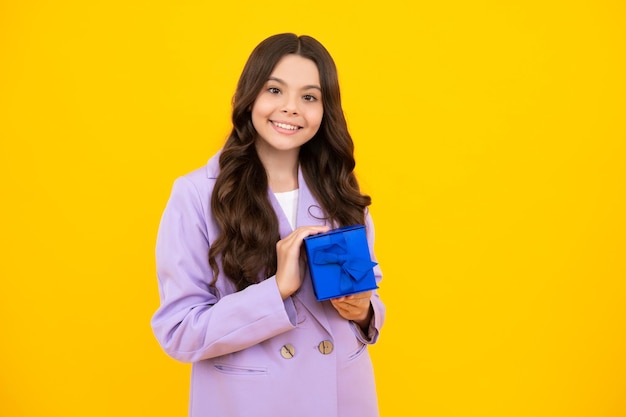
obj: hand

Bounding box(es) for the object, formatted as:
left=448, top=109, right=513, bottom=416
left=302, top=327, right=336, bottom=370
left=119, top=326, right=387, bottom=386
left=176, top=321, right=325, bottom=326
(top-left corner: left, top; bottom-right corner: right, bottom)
left=329, top=290, right=373, bottom=326
left=275, top=225, right=330, bottom=299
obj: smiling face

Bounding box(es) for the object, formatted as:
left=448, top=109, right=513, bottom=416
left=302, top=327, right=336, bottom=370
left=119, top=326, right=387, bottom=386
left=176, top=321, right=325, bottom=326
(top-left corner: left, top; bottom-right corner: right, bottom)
left=251, top=54, right=324, bottom=159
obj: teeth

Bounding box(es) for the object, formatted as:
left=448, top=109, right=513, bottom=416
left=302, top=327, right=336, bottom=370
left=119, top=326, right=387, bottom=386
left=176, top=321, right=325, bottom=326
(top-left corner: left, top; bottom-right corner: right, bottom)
left=274, top=122, right=299, bottom=130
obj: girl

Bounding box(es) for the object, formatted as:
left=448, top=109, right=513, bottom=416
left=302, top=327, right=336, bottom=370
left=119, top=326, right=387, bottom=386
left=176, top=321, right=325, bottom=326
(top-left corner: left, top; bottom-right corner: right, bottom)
left=151, top=33, right=385, bottom=417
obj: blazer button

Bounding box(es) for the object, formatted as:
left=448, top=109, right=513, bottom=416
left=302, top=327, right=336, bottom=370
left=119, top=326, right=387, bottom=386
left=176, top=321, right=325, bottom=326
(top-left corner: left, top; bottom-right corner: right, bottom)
left=280, top=344, right=295, bottom=359
left=318, top=340, right=334, bottom=355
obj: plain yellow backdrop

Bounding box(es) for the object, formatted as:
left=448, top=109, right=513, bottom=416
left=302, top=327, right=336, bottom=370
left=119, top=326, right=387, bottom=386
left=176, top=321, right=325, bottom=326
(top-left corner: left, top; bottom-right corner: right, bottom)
left=1, top=1, right=625, bottom=416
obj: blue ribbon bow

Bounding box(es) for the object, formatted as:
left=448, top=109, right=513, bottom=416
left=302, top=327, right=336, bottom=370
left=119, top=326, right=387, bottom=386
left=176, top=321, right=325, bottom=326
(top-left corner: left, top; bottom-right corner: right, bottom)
left=312, top=242, right=377, bottom=294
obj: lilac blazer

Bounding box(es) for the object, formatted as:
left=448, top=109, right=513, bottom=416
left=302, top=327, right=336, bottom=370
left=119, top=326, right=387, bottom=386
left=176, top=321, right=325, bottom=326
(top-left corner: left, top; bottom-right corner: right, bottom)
left=151, top=152, right=385, bottom=417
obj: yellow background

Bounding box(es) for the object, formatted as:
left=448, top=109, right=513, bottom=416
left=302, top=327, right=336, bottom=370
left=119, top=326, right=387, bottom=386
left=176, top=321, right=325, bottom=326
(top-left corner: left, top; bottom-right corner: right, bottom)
left=1, top=1, right=625, bottom=416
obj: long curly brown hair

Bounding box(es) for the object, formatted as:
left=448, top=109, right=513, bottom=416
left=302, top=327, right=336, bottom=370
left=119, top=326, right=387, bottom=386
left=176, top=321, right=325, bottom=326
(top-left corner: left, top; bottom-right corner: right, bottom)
left=209, top=33, right=371, bottom=292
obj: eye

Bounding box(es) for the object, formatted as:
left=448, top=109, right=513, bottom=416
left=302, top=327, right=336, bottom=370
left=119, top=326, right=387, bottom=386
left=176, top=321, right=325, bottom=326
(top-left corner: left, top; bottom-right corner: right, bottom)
left=268, top=87, right=281, bottom=94
left=303, top=94, right=318, bottom=102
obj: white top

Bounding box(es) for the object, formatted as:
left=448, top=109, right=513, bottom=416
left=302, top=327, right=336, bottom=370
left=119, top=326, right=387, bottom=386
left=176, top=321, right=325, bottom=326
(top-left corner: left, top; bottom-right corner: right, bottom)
left=273, top=189, right=299, bottom=230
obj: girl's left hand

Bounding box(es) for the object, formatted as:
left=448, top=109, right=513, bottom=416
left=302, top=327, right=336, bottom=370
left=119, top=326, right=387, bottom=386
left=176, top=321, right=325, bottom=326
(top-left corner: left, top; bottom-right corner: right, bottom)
left=329, top=291, right=373, bottom=325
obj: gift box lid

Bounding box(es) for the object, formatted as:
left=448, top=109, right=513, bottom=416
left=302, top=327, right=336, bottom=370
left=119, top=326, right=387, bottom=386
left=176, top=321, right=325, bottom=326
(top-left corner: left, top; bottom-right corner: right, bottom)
left=304, top=224, right=366, bottom=241
left=303, top=224, right=378, bottom=301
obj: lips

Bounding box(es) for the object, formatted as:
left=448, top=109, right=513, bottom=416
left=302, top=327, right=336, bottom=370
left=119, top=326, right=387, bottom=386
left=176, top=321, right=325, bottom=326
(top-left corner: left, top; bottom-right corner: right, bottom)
left=271, top=121, right=302, bottom=131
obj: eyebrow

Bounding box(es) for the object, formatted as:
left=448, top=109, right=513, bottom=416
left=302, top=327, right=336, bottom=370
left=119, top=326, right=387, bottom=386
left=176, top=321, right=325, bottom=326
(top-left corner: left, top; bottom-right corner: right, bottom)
left=267, top=76, right=322, bottom=91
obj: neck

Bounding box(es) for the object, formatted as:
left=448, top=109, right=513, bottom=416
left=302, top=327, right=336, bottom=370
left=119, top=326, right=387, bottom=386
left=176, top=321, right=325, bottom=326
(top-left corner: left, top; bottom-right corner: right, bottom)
left=256, top=144, right=299, bottom=193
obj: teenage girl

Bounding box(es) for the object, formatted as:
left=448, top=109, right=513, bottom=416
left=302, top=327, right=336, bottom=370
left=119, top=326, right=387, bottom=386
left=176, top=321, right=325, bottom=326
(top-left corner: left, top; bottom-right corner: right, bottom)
left=151, top=33, right=385, bottom=417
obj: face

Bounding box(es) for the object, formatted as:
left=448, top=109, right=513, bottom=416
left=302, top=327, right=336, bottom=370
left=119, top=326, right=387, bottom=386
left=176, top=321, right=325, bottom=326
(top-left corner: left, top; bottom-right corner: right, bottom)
left=251, top=54, right=323, bottom=157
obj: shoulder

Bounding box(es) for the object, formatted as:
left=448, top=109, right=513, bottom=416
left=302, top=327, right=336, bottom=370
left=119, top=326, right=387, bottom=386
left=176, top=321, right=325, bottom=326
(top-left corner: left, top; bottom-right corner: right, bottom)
left=161, top=151, right=223, bottom=233
left=174, top=150, right=221, bottom=189
left=182, top=150, right=221, bottom=181
left=165, top=151, right=221, bottom=210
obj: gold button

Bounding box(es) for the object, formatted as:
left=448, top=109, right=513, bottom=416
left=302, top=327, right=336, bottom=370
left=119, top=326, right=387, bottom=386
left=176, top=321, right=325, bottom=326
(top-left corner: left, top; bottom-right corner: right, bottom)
left=280, top=344, right=295, bottom=359
left=318, top=340, right=334, bottom=355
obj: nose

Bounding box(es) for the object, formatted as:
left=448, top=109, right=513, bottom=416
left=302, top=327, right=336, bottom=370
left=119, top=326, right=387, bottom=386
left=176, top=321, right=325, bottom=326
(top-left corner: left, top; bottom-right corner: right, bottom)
left=281, top=94, right=299, bottom=115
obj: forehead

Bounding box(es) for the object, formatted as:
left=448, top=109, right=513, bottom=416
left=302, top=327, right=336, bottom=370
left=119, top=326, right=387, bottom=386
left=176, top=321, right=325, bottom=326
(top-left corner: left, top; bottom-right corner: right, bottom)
left=269, top=54, right=321, bottom=87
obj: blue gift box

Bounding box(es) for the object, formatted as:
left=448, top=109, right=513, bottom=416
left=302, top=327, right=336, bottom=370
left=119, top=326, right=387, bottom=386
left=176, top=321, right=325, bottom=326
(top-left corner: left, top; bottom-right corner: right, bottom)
left=303, top=224, right=378, bottom=301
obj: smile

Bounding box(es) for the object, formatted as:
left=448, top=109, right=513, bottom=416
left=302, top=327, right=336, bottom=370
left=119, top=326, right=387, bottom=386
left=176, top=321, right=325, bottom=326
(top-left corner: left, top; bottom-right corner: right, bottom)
left=272, top=121, right=301, bottom=131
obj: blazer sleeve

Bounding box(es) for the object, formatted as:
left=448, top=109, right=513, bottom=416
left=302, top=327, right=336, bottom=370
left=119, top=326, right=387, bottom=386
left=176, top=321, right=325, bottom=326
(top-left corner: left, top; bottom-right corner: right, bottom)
left=150, top=176, right=297, bottom=363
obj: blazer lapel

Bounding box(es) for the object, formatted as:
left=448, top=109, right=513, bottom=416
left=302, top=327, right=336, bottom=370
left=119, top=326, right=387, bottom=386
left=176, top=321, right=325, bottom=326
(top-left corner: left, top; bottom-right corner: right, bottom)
left=267, top=167, right=333, bottom=335
left=293, top=168, right=333, bottom=335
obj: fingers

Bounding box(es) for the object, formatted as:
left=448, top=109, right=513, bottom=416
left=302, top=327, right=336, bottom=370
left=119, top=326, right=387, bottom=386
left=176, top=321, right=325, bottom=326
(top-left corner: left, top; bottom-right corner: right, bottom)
left=275, top=225, right=330, bottom=299
left=276, top=226, right=330, bottom=265
left=329, top=291, right=373, bottom=321
left=278, top=226, right=330, bottom=247
left=330, top=297, right=369, bottom=312
left=332, top=291, right=373, bottom=305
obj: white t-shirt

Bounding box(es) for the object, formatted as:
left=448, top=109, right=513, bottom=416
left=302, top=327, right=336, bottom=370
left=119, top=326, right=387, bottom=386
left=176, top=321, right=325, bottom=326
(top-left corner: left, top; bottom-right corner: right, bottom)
left=273, top=189, right=299, bottom=230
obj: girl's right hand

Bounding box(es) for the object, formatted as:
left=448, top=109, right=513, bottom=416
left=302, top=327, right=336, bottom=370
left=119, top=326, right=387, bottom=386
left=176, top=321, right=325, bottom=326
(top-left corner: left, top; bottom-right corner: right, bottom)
left=275, top=225, right=330, bottom=299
